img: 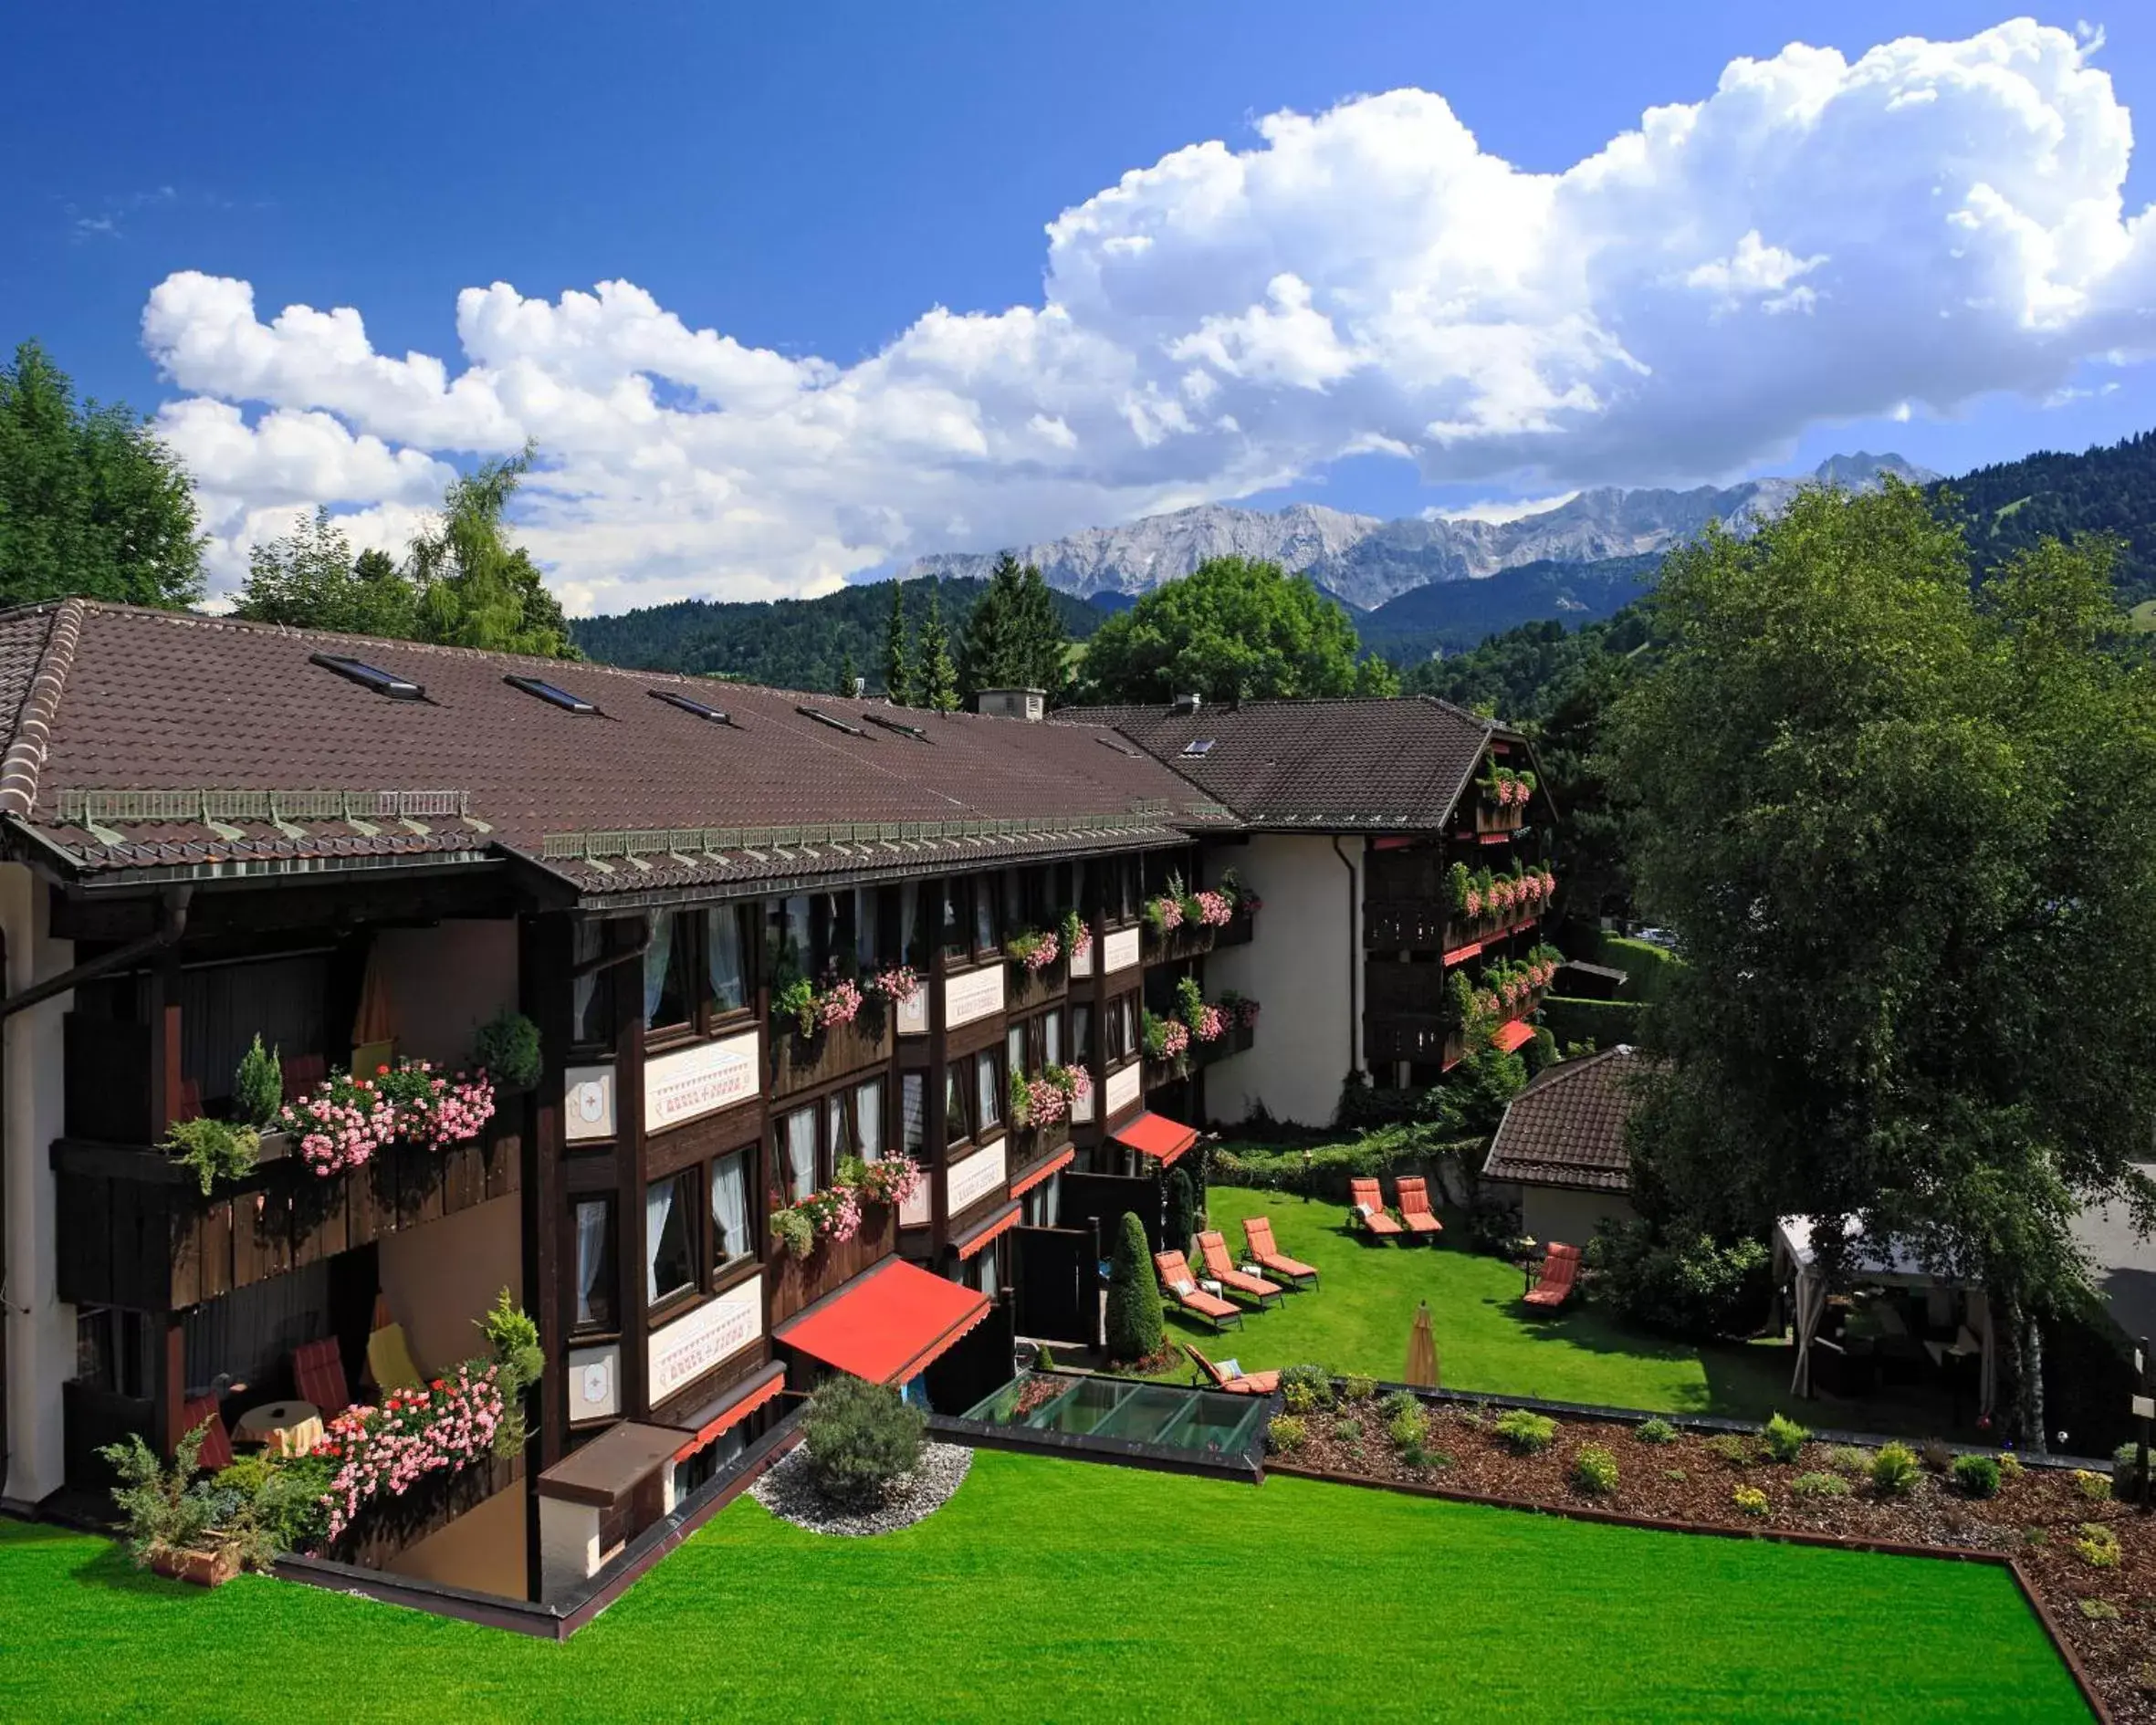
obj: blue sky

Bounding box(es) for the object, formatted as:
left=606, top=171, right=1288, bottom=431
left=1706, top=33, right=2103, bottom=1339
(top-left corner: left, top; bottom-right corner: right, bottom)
left=4, top=3, right=2152, bottom=610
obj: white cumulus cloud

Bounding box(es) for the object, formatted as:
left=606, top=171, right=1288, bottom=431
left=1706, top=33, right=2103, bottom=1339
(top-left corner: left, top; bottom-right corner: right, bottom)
left=142, top=18, right=2156, bottom=611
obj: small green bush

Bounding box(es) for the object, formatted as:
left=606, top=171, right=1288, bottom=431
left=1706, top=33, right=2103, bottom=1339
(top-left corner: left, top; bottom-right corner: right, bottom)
left=1387, top=1407, right=1429, bottom=1449
left=1634, top=1417, right=1680, bottom=1446
left=233, top=1035, right=284, bottom=1129
left=1572, top=1446, right=1619, bottom=1496
left=1995, top=1450, right=2025, bottom=1481
left=1494, top=1409, right=1556, bottom=1455
left=1951, top=1454, right=2001, bottom=1500
left=1401, top=1445, right=1452, bottom=1471
left=2114, top=1440, right=2149, bottom=1500
left=801, top=1375, right=926, bottom=1507
left=1278, top=1364, right=1334, bottom=1414
left=1705, top=1434, right=1751, bottom=1468
left=1340, top=1374, right=1377, bottom=1402
left=2073, top=1522, right=2121, bottom=1569
left=1790, top=1470, right=1851, bottom=1500
left=1663, top=1468, right=1689, bottom=1482
left=472, top=1009, right=544, bottom=1092
left=1870, top=1443, right=1921, bottom=1497
left=1732, top=1485, right=1769, bottom=1517
left=1828, top=1445, right=1870, bottom=1476
left=1761, top=1413, right=1808, bottom=1464
left=160, top=1116, right=259, bottom=1197
left=2078, top=1597, right=2120, bottom=1622
left=1378, top=1389, right=1419, bottom=1420
left=2074, top=1469, right=2112, bottom=1503
left=1268, top=1415, right=1309, bottom=1454
left=1331, top=1417, right=1363, bottom=1442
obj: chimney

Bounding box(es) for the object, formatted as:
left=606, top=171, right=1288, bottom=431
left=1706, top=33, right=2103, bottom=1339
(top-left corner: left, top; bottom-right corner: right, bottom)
left=852, top=676, right=867, bottom=698
left=976, top=687, right=1046, bottom=722
left=1171, top=692, right=1203, bottom=716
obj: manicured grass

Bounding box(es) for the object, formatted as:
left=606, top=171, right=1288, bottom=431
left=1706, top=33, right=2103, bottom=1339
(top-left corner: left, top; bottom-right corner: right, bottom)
left=1178, top=1187, right=1797, bottom=1420
left=0, top=1448, right=2082, bottom=1722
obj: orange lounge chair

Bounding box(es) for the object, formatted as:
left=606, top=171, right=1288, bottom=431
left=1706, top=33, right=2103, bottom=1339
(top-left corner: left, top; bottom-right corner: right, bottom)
left=1240, top=1216, right=1319, bottom=1289
left=1348, top=1177, right=1404, bottom=1239
left=1154, top=1249, right=1243, bottom=1331
left=1523, top=1242, right=1581, bottom=1311
left=1185, top=1343, right=1280, bottom=1396
left=1195, top=1230, right=1284, bottom=1309
left=1393, top=1177, right=1444, bottom=1239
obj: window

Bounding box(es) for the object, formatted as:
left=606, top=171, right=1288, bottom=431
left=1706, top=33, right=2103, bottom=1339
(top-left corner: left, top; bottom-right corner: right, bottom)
left=506, top=674, right=597, bottom=713
left=571, top=922, right=615, bottom=1048
left=899, top=883, right=926, bottom=968
left=825, top=1091, right=852, bottom=1162
left=973, top=874, right=1000, bottom=953
left=853, top=887, right=881, bottom=973
left=940, top=878, right=969, bottom=960
left=646, top=1172, right=696, bottom=1308
left=651, top=688, right=733, bottom=725
left=705, top=904, right=749, bottom=1017
left=709, top=1149, right=753, bottom=1275
left=1106, top=993, right=1138, bottom=1062
left=777, top=1105, right=819, bottom=1200
left=797, top=704, right=865, bottom=736
left=977, top=1048, right=1003, bottom=1133
left=1180, top=737, right=1217, bottom=758
left=311, top=653, right=424, bottom=700
left=573, top=1198, right=616, bottom=1332
left=1073, top=1002, right=1094, bottom=1066
left=73, top=1307, right=152, bottom=1396
left=772, top=894, right=812, bottom=979
left=855, top=1077, right=885, bottom=1162
left=944, top=1062, right=972, bottom=1148
left=1007, top=1022, right=1028, bottom=1082
left=902, top=1072, right=926, bottom=1156
left=1043, top=1010, right=1062, bottom=1069
left=643, top=912, right=693, bottom=1033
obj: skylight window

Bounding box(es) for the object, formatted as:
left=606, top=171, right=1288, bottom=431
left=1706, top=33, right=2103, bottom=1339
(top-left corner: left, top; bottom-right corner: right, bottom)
left=651, top=689, right=734, bottom=726
left=1181, top=738, right=1218, bottom=758
left=862, top=711, right=930, bottom=742
left=797, top=706, right=866, bottom=737
left=311, top=653, right=424, bottom=701
left=506, top=674, right=597, bottom=714
left=1096, top=736, right=1143, bottom=758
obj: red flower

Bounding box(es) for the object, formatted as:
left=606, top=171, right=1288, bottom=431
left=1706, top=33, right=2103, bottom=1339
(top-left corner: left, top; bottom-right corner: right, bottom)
left=376, top=1064, right=390, bottom=1076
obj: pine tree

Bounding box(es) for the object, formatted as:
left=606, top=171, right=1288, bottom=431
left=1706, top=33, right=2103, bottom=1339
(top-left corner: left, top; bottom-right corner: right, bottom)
left=835, top=648, right=859, bottom=697
left=882, top=579, right=915, bottom=705
left=917, top=581, right=960, bottom=713
left=958, top=552, right=1071, bottom=706
left=1104, top=1211, right=1164, bottom=1364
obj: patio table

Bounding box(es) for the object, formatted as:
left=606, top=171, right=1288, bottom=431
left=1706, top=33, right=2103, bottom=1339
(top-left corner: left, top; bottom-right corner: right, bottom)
left=234, top=1399, right=324, bottom=1458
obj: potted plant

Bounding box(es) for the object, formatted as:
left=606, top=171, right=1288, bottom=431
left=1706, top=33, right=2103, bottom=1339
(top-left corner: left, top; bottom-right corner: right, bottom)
left=232, top=1036, right=292, bottom=1166
left=471, top=1009, right=544, bottom=1094
left=160, top=1116, right=260, bottom=1196
left=98, top=1425, right=242, bottom=1587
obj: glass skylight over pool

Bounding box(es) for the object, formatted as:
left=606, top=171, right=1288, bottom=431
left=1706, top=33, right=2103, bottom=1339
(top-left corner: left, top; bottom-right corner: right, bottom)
left=506, top=674, right=598, bottom=714
left=651, top=689, right=734, bottom=725
left=310, top=653, right=424, bottom=701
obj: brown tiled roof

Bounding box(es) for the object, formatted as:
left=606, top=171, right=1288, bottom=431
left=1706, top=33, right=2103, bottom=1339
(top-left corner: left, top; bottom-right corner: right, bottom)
left=1481, top=1045, right=1640, bottom=1192
left=0, top=602, right=1228, bottom=899
left=1052, top=695, right=1509, bottom=829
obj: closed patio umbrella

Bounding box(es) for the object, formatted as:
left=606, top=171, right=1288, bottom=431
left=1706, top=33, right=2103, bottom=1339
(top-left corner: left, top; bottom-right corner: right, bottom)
left=1406, top=1299, right=1439, bottom=1389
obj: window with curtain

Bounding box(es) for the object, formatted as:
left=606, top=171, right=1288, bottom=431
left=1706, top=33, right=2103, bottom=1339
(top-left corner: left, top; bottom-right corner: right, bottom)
left=1044, top=1010, right=1062, bottom=1068
left=977, top=1049, right=1002, bottom=1132
left=855, top=1078, right=884, bottom=1162
left=979, top=1242, right=1000, bottom=1299
left=825, top=1091, right=853, bottom=1162
left=709, top=1149, right=751, bottom=1274
left=974, top=875, right=998, bottom=952
left=646, top=1172, right=696, bottom=1307
left=571, top=922, right=613, bottom=1047
left=899, top=882, right=923, bottom=967
left=573, top=1198, right=615, bottom=1331
left=902, top=1072, right=925, bottom=1155
left=1073, top=1003, right=1094, bottom=1064
left=940, top=878, right=968, bottom=958
left=773, top=894, right=812, bottom=981
left=778, top=1106, right=819, bottom=1200
left=1007, top=1022, right=1028, bottom=1082
left=644, top=912, right=691, bottom=1031
left=853, top=888, right=880, bottom=971
left=944, top=1063, right=971, bottom=1147
left=706, top=905, right=748, bottom=1017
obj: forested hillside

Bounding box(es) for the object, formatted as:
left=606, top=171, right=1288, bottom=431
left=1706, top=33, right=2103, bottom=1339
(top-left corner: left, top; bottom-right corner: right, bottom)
left=1935, top=430, right=2156, bottom=597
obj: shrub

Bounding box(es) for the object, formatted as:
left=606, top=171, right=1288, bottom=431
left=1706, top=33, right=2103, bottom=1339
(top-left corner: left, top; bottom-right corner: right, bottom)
left=1663, top=1468, right=1689, bottom=1482
left=1995, top=1450, right=2025, bottom=1481
left=1267, top=1416, right=1309, bottom=1454
left=476, top=1288, right=544, bottom=1455
left=771, top=1208, right=814, bottom=1260
left=1952, top=1454, right=2001, bottom=1500
left=1165, top=1166, right=1196, bottom=1257
left=1732, top=1486, right=1769, bottom=1517
left=1705, top=1434, right=1751, bottom=1468
left=2078, top=1598, right=2121, bottom=1622
left=1586, top=1218, right=1771, bottom=1340
left=1870, top=1443, right=1921, bottom=1497
left=2074, top=1469, right=2113, bottom=1503
left=2074, top=1522, right=2121, bottom=1569
left=1634, top=1417, right=1680, bottom=1446
left=1278, top=1364, right=1334, bottom=1415
left=801, top=1375, right=925, bottom=1507
left=211, top=1452, right=332, bottom=1558
left=1790, top=1471, right=1850, bottom=1500
left=1341, top=1374, right=1377, bottom=1403
left=99, top=1426, right=221, bottom=1564
left=472, top=1009, right=544, bottom=1092
left=1495, top=1409, right=1556, bottom=1455
left=1387, top=1407, right=1429, bottom=1449
left=233, top=1035, right=284, bottom=1129
left=1402, top=1446, right=1452, bottom=1470
left=1573, top=1446, right=1619, bottom=1496
left=1331, top=1418, right=1364, bottom=1443
left=1828, top=1445, right=1870, bottom=1476
left=1762, top=1413, right=1808, bottom=1464
left=1104, top=1212, right=1165, bottom=1364
left=1378, top=1389, right=1420, bottom=1420
left=2114, top=1440, right=2150, bottom=1500
left=160, top=1116, right=259, bottom=1197
left=1919, top=1438, right=1955, bottom=1475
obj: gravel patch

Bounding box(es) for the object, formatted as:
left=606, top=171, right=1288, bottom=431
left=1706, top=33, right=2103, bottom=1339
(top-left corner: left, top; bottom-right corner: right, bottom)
left=750, top=1440, right=973, bottom=1538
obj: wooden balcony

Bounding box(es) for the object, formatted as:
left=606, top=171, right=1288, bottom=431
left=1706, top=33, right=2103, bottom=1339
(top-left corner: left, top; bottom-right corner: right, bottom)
left=1142, top=923, right=1216, bottom=966
left=1365, top=898, right=1544, bottom=953
left=769, top=1003, right=894, bottom=1099
left=1472, top=799, right=1524, bottom=836
left=1007, top=1118, right=1073, bottom=1186
left=1007, top=956, right=1067, bottom=1012
left=767, top=1197, right=897, bottom=1328
left=1200, top=1022, right=1256, bottom=1063
left=1364, top=1012, right=1462, bottom=1065
left=329, top=1450, right=526, bottom=1570
left=1210, top=906, right=1257, bottom=949
left=53, top=1122, right=522, bottom=1313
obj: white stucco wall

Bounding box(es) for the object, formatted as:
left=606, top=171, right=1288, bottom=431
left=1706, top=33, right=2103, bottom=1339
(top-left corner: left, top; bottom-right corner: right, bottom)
left=3, top=862, right=75, bottom=1502
left=1203, top=835, right=1364, bottom=1130
left=1521, top=1184, right=1636, bottom=1249
left=376, top=1191, right=523, bottom=1379
left=369, top=920, right=519, bottom=1070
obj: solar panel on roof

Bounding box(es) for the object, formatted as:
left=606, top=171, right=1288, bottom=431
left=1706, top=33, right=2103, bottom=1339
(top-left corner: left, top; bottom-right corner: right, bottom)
left=861, top=711, right=930, bottom=742
left=797, top=706, right=867, bottom=737
left=1181, top=737, right=1217, bottom=758
left=651, top=688, right=735, bottom=725
left=505, top=674, right=597, bottom=714
left=310, top=653, right=424, bottom=701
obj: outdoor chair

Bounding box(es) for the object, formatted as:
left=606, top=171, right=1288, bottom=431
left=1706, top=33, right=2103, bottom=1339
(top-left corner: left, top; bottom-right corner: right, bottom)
left=365, top=1295, right=426, bottom=1395
left=279, top=1052, right=327, bottom=1103
left=177, top=1395, right=235, bottom=1470
left=1523, top=1242, right=1581, bottom=1311
left=291, top=1335, right=351, bottom=1415
left=1184, top=1343, right=1280, bottom=1396
left=1348, top=1177, right=1404, bottom=1239
left=1392, top=1177, right=1445, bottom=1239
left=1195, top=1230, right=1285, bottom=1309
left=1240, top=1216, right=1319, bottom=1289
left=1154, top=1249, right=1244, bottom=1331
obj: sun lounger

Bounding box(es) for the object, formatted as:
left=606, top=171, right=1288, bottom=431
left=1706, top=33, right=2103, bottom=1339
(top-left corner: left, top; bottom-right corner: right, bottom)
left=1195, top=1230, right=1284, bottom=1308
left=1185, top=1343, right=1280, bottom=1396
left=1523, top=1241, right=1581, bottom=1310
left=291, top=1335, right=351, bottom=1414
left=1348, top=1177, right=1404, bottom=1238
left=1240, top=1216, right=1319, bottom=1288
left=1393, top=1177, right=1444, bottom=1239
left=177, top=1395, right=234, bottom=1470
left=1154, top=1249, right=1243, bottom=1331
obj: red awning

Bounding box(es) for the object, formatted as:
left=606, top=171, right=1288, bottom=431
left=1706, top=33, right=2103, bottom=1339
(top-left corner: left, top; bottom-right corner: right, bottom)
left=954, top=1200, right=1021, bottom=1260
left=1114, top=1111, right=1198, bottom=1167
left=669, top=1362, right=787, bottom=1463
left=776, top=1259, right=991, bottom=1385
left=1442, top=939, right=1483, bottom=967
left=1009, top=1146, right=1074, bottom=1199
left=1492, top=1019, right=1537, bottom=1053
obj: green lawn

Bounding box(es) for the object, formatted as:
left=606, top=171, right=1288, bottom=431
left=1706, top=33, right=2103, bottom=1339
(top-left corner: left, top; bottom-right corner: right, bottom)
left=1173, top=1187, right=1797, bottom=1421
left=0, top=1448, right=2081, bottom=1722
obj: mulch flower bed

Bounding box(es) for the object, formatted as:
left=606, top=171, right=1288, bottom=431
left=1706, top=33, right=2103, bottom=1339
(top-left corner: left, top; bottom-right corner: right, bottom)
left=1272, top=1393, right=2154, bottom=1722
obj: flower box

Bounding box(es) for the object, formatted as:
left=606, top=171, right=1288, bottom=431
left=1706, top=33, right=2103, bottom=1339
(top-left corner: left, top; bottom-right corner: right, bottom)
left=150, top=1542, right=239, bottom=1588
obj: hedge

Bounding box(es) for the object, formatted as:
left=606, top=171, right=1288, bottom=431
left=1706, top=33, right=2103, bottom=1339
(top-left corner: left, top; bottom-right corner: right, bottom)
left=1539, top=995, right=1642, bottom=1051
left=1211, top=1130, right=1483, bottom=1200
left=1580, top=933, right=1682, bottom=1004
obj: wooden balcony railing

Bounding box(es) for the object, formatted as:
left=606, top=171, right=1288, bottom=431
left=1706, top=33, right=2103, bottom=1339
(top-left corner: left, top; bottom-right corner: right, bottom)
left=1142, top=923, right=1216, bottom=965
left=770, top=1005, right=895, bottom=1099
left=1364, top=899, right=1544, bottom=953
left=1007, top=957, right=1068, bottom=1012
left=767, top=1198, right=898, bottom=1328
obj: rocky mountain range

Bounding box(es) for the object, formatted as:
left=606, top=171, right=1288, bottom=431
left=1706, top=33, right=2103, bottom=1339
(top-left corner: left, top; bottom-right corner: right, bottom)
left=903, top=453, right=1937, bottom=611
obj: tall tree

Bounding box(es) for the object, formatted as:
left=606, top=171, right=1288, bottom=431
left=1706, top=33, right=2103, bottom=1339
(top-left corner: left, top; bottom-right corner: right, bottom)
left=916, top=580, right=959, bottom=713
left=233, top=507, right=420, bottom=638
left=0, top=340, right=204, bottom=609
left=1608, top=482, right=2156, bottom=1445
left=1073, top=555, right=1368, bottom=704
left=408, top=445, right=576, bottom=658
left=833, top=647, right=859, bottom=697
left=881, top=579, right=915, bottom=705
left=957, top=552, right=1070, bottom=703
